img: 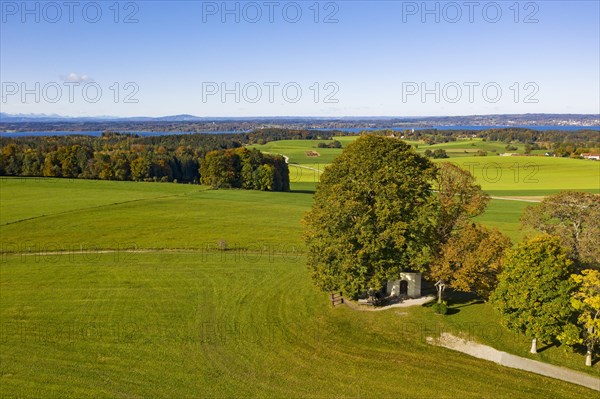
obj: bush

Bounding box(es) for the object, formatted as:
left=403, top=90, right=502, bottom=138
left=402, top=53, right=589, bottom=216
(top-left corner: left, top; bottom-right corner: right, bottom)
left=318, top=140, right=342, bottom=149
left=432, top=149, right=449, bottom=159
left=432, top=301, right=448, bottom=315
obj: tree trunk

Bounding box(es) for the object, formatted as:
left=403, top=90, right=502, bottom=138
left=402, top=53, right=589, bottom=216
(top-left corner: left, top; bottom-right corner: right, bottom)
left=585, top=350, right=592, bottom=367
left=530, top=338, right=537, bottom=354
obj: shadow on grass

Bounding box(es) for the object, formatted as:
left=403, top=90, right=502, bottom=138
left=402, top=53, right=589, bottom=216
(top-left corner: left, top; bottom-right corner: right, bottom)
left=453, top=300, right=484, bottom=309
left=421, top=301, right=435, bottom=308
left=560, top=342, right=600, bottom=366
left=536, top=343, right=555, bottom=353
left=421, top=300, right=461, bottom=315
left=290, top=190, right=316, bottom=195
left=445, top=291, right=485, bottom=308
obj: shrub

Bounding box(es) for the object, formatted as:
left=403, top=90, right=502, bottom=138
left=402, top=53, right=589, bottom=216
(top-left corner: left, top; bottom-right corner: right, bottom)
left=432, top=301, right=448, bottom=315
left=432, top=149, right=449, bottom=159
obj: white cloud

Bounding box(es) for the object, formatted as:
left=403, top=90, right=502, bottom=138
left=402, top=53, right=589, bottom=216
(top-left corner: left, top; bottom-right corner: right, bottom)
left=60, top=73, right=94, bottom=83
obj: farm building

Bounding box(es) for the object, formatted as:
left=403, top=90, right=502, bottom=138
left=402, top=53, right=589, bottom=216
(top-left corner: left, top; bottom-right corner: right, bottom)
left=386, top=272, right=422, bottom=298
left=581, top=153, right=600, bottom=161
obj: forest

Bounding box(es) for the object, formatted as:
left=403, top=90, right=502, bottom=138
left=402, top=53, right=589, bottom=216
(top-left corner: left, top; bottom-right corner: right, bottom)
left=0, top=129, right=331, bottom=190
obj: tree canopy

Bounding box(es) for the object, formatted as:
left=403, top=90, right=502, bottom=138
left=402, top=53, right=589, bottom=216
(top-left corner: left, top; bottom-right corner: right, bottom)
left=430, top=223, right=511, bottom=300
left=569, top=269, right=600, bottom=366
left=303, top=135, right=437, bottom=297
left=491, top=235, right=576, bottom=350
left=200, top=148, right=289, bottom=191
left=433, top=162, right=489, bottom=245
left=521, top=191, right=600, bottom=268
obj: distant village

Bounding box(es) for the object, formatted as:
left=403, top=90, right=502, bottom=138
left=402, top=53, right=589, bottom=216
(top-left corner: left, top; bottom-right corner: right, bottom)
left=500, top=152, right=600, bottom=160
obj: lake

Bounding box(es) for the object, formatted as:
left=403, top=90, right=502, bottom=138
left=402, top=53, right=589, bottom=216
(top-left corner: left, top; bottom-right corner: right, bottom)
left=0, top=126, right=598, bottom=138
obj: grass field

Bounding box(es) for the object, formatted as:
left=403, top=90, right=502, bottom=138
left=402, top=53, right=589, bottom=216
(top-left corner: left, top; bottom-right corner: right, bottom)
left=253, top=137, right=600, bottom=197
left=251, top=139, right=345, bottom=164
left=420, top=139, right=526, bottom=157
left=446, top=156, right=600, bottom=196
left=0, top=178, right=598, bottom=398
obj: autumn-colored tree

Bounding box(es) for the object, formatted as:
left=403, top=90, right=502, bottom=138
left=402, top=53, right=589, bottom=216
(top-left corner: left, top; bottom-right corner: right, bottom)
left=200, top=150, right=241, bottom=188
left=130, top=156, right=151, bottom=181
left=569, top=269, right=600, bottom=366
left=43, top=151, right=62, bottom=177
left=96, top=153, right=115, bottom=181
left=521, top=191, right=600, bottom=268
left=433, top=162, right=489, bottom=246
left=491, top=235, right=576, bottom=354
left=430, top=223, right=511, bottom=302
left=429, top=162, right=490, bottom=302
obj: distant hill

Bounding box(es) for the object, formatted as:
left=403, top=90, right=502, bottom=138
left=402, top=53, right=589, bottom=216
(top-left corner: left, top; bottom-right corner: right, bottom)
left=1, top=113, right=598, bottom=132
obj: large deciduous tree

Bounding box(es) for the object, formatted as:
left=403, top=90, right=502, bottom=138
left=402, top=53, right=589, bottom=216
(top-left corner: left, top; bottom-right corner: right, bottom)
left=429, top=162, right=490, bottom=303
left=303, top=135, right=437, bottom=297
left=521, top=191, right=600, bottom=268
left=430, top=223, right=511, bottom=302
left=490, top=235, right=576, bottom=354
left=433, top=162, right=489, bottom=246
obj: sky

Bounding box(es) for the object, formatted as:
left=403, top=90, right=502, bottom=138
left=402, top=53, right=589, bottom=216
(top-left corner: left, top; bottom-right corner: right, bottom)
left=1, top=0, right=599, bottom=117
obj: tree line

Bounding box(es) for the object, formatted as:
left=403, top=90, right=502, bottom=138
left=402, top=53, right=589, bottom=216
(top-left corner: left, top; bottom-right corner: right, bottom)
left=365, top=128, right=600, bottom=156
left=0, top=129, right=335, bottom=189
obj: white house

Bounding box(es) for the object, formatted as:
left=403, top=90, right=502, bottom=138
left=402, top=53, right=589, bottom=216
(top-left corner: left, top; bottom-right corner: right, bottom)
left=582, top=153, right=600, bottom=161
left=386, top=272, right=422, bottom=298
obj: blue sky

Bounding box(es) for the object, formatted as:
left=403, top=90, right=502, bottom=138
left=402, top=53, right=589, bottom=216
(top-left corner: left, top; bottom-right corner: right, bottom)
left=1, top=0, right=599, bottom=117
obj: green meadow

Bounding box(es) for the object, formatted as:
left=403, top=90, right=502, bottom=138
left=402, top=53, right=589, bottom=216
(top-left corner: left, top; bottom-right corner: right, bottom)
left=255, top=137, right=600, bottom=197
left=446, top=156, right=600, bottom=196
left=252, top=139, right=346, bottom=164
left=1, top=136, right=599, bottom=398
left=421, top=139, right=526, bottom=157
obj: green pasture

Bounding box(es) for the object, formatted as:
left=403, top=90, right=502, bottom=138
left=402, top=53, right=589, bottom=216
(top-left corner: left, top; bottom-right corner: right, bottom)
left=419, top=138, right=526, bottom=157
left=445, top=156, right=599, bottom=195
left=0, top=178, right=597, bottom=398
left=250, top=139, right=346, bottom=164
left=254, top=138, right=599, bottom=197
left=0, top=179, right=310, bottom=251
left=0, top=178, right=199, bottom=226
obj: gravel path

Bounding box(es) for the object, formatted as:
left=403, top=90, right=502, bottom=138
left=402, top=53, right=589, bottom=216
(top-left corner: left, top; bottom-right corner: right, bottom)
left=428, top=332, right=600, bottom=391
left=345, top=296, right=435, bottom=311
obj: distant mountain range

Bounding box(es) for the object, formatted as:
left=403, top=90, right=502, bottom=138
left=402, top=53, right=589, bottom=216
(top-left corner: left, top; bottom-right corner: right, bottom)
left=0, top=113, right=211, bottom=123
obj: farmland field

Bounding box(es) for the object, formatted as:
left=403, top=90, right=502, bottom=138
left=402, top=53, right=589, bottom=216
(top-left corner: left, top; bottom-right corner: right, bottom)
left=1, top=175, right=598, bottom=398
left=255, top=137, right=600, bottom=197
left=1, top=135, right=599, bottom=398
